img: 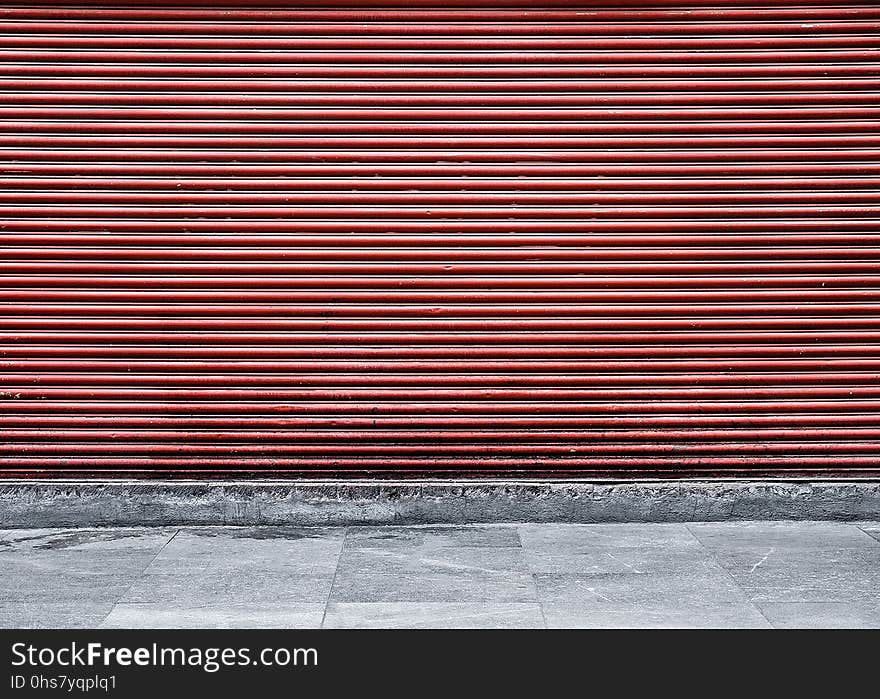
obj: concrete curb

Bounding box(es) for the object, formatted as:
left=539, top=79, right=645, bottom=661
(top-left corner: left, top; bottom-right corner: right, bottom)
left=1, top=479, right=879, bottom=527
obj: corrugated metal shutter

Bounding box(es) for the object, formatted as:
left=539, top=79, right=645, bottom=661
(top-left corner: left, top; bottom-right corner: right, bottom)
left=1, top=1, right=879, bottom=478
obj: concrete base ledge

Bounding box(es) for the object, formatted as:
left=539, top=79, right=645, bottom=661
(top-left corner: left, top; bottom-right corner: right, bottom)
left=1, top=479, right=879, bottom=527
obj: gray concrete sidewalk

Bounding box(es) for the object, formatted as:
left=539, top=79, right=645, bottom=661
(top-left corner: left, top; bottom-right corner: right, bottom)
left=1, top=522, right=879, bottom=629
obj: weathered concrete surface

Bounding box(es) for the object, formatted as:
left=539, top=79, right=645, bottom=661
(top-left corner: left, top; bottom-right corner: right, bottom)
left=2, top=522, right=878, bottom=628
left=0, top=480, right=879, bottom=528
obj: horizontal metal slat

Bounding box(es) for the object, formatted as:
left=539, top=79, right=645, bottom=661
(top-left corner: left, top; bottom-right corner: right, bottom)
left=4, top=456, right=880, bottom=470
left=7, top=345, right=877, bottom=361
left=7, top=260, right=879, bottom=274
left=0, top=64, right=877, bottom=86
left=7, top=121, right=880, bottom=137
left=3, top=319, right=879, bottom=334
left=7, top=248, right=880, bottom=263
left=5, top=149, right=876, bottom=165
left=4, top=400, right=880, bottom=415
left=3, top=442, right=879, bottom=457
left=2, top=372, right=877, bottom=388
left=4, top=35, right=878, bottom=51
left=4, top=52, right=880, bottom=70
left=3, top=7, right=879, bottom=22
left=4, top=427, right=880, bottom=443
left=6, top=276, right=878, bottom=291
left=2, top=176, right=879, bottom=191
left=4, top=163, right=878, bottom=177
left=4, top=192, right=879, bottom=207
left=5, top=77, right=878, bottom=92
left=3, top=384, right=878, bottom=399
left=5, top=359, right=880, bottom=373
left=3, top=288, right=877, bottom=302
left=3, top=302, right=878, bottom=316
left=7, top=20, right=880, bottom=36
left=4, top=330, right=880, bottom=346
left=4, top=413, right=877, bottom=430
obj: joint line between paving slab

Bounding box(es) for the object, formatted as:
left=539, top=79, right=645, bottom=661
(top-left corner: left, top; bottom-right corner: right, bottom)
left=320, top=527, right=347, bottom=629
left=686, top=523, right=777, bottom=628
left=855, top=524, right=880, bottom=544
left=683, top=523, right=775, bottom=629
left=516, top=525, right=549, bottom=629
left=99, top=528, right=181, bottom=627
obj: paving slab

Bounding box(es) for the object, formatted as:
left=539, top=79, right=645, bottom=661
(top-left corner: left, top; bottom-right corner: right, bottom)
left=120, top=572, right=334, bottom=605
left=0, top=573, right=135, bottom=604
left=145, top=527, right=343, bottom=575
left=756, top=602, right=880, bottom=629
left=0, top=550, right=158, bottom=576
left=337, top=545, right=528, bottom=577
left=688, top=521, right=880, bottom=550
left=345, top=525, right=521, bottom=549
left=329, top=571, right=538, bottom=603
left=0, top=528, right=177, bottom=605
left=536, top=564, right=770, bottom=629
left=101, top=603, right=325, bottom=629
left=519, top=523, right=701, bottom=550
left=0, top=602, right=116, bottom=629
left=534, top=565, right=749, bottom=606
left=712, top=547, right=880, bottom=603
left=323, top=603, right=545, bottom=629
left=0, top=527, right=177, bottom=552
left=524, top=546, right=717, bottom=575
left=542, top=603, right=771, bottom=629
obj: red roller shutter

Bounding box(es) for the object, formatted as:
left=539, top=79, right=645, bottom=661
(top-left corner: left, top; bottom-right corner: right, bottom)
left=1, top=1, right=879, bottom=479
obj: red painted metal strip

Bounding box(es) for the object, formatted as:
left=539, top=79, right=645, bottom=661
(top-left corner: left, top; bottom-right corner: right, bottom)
left=5, top=443, right=880, bottom=457
left=3, top=372, right=879, bottom=388
left=4, top=8, right=880, bottom=22
left=2, top=67, right=876, bottom=86
left=2, top=177, right=879, bottom=191
left=4, top=148, right=877, bottom=165
left=5, top=428, right=880, bottom=443
left=7, top=345, right=878, bottom=361
left=6, top=260, right=879, bottom=273
left=5, top=359, right=880, bottom=373
left=5, top=385, right=880, bottom=401
left=4, top=303, right=879, bottom=316
left=7, top=121, right=879, bottom=137
left=4, top=163, right=877, bottom=177
left=6, top=106, right=874, bottom=119
left=5, top=92, right=879, bottom=108
left=4, top=414, right=879, bottom=430
left=3, top=78, right=877, bottom=93
left=3, top=469, right=877, bottom=480
left=6, top=20, right=880, bottom=36
left=6, top=249, right=880, bottom=263
left=3, top=237, right=880, bottom=252
left=3, top=457, right=880, bottom=469
left=5, top=192, right=880, bottom=207
left=4, top=289, right=879, bottom=303
left=1, top=51, right=877, bottom=67
left=4, top=36, right=877, bottom=51
left=6, top=134, right=880, bottom=149
left=3, top=319, right=880, bottom=333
